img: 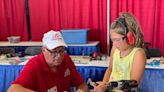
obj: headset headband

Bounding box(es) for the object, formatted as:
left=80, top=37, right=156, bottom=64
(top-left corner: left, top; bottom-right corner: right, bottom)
left=115, top=16, right=128, bottom=35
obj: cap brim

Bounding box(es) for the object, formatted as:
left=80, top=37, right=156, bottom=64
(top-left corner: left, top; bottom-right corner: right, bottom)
left=46, top=41, right=67, bottom=50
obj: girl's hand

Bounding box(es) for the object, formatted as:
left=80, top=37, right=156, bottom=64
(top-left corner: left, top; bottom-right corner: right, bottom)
left=94, top=82, right=108, bottom=92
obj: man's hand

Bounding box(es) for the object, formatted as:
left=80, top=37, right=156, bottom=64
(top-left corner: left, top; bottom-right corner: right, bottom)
left=7, top=84, right=36, bottom=92
left=77, top=83, right=88, bottom=92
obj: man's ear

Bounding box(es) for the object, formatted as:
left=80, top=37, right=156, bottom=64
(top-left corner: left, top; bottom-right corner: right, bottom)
left=42, top=47, right=46, bottom=52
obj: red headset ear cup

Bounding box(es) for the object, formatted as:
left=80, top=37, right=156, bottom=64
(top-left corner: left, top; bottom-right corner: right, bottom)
left=127, top=32, right=135, bottom=45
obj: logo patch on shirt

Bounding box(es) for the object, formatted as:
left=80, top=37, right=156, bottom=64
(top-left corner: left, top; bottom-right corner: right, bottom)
left=47, top=86, right=58, bottom=92
left=64, top=68, right=70, bottom=77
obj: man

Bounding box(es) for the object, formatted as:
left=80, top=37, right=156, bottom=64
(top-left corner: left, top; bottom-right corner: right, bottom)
left=7, top=30, right=88, bottom=92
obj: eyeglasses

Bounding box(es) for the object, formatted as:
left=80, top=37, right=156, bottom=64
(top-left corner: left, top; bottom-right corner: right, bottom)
left=46, top=48, right=65, bottom=57
left=111, top=36, right=126, bottom=43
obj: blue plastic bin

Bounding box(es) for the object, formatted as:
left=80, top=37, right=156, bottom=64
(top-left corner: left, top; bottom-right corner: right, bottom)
left=61, top=29, right=88, bottom=44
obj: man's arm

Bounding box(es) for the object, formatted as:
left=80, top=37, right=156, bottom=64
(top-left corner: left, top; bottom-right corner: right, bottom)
left=77, top=83, right=88, bottom=92
left=7, top=84, right=36, bottom=92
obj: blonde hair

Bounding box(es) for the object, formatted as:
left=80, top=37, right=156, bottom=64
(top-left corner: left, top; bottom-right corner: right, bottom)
left=111, top=12, right=144, bottom=48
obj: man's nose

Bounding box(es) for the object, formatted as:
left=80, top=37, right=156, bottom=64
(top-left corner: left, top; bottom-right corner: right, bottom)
left=54, top=53, right=61, bottom=59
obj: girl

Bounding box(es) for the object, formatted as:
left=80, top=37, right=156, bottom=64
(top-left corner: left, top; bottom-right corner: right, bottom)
left=95, top=12, right=146, bottom=92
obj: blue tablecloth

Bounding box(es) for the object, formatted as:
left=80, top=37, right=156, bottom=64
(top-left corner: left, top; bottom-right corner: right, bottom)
left=0, top=65, right=164, bottom=92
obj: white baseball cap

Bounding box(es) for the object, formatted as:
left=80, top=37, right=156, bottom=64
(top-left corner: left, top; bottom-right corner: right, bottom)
left=42, top=30, right=67, bottom=50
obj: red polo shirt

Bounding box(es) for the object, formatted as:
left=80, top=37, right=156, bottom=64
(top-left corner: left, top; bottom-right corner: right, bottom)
left=12, top=53, right=84, bottom=92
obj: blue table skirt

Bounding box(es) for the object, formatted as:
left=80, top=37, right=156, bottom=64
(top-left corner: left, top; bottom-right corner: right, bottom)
left=66, top=45, right=100, bottom=56
left=0, top=45, right=99, bottom=56
left=77, top=66, right=106, bottom=82
left=0, top=65, right=164, bottom=92
left=0, top=65, right=24, bottom=92
left=139, top=69, right=164, bottom=92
